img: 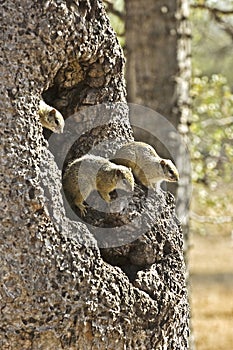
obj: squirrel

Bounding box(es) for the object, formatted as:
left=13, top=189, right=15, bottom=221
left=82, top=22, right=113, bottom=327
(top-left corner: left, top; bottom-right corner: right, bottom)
left=112, top=141, right=179, bottom=188
left=62, top=155, right=134, bottom=216
left=38, top=100, right=64, bottom=133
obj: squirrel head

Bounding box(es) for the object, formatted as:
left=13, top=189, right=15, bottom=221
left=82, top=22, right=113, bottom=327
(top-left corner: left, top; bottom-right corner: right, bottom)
left=160, top=159, right=179, bottom=182
left=114, top=166, right=134, bottom=192
left=43, top=108, right=64, bottom=134
left=39, top=100, right=64, bottom=134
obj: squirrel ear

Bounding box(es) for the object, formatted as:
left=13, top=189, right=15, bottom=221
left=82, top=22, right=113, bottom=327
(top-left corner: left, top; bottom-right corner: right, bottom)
left=115, top=169, right=122, bottom=178
left=50, top=109, right=56, bottom=116
left=160, top=159, right=166, bottom=166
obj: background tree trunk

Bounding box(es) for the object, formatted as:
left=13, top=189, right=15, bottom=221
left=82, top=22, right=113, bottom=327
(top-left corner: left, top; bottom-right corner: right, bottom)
left=1, top=1, right=189, bottom=348
left=125, top=0, right=192, bottom=246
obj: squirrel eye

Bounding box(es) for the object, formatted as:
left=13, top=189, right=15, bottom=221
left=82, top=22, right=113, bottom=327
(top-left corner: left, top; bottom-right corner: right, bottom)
left=122, top=179, right=128, bottom=185
left=55, top=118, right=59, bottom=126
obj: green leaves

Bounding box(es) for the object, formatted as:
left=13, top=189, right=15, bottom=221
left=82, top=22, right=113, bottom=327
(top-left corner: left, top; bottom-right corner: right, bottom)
left=190, top=73, right=233, bottom=219
left=191, top=73, right=233, bottom=185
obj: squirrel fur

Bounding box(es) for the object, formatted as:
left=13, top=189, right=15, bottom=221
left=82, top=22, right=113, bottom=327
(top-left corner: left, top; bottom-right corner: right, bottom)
left=62, top=154, right=134, bottom=216
left=113, top=141, right=179, bottom=188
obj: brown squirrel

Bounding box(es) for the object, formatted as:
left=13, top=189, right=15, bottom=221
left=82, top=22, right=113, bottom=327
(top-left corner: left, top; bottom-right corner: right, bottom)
left=112, top=141, right=179, bottom=188
left=38, top=100, right=64, bottom=133
left=62, top=155, right=134, bottom=216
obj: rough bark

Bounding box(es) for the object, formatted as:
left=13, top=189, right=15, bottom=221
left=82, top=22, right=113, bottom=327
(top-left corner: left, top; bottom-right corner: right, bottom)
left=1, top=1, right=189, bottom=349
left=125, top=0, right=192, bottom=245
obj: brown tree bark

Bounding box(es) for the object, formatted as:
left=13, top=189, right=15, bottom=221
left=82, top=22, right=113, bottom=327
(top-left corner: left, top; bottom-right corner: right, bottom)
left=125, top=0, right=192, bottom=244
left=1, top=1, right=189, bottom=349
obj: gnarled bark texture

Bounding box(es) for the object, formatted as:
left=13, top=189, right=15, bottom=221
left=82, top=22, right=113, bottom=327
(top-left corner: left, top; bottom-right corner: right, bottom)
left=1, top=1, right=189, bottom=349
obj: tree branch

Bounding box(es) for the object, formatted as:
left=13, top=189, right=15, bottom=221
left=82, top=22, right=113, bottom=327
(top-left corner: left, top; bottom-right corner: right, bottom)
left=201, top=116, right=233, bottom=127
left=191, top=4, right=233, bottom=15
left=191, top=3, right=233, bottom=40
left=191, top=211, right=233, bottom=224
left=213, top=14, right=233, bottom=40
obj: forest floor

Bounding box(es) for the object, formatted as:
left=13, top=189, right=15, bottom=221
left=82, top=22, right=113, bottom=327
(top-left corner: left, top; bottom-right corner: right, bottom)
left=189, top=232, right=233, bottom=350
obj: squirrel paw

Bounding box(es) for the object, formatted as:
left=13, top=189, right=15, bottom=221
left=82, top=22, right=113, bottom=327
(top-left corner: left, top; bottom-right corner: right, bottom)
left=75, top=202, right=87, bottom=217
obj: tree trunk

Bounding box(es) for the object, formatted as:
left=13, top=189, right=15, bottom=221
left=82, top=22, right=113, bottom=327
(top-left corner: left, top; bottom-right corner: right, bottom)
left=1, top=1, right=189, bottom=349
left=125, top=0, right=192, bottom=245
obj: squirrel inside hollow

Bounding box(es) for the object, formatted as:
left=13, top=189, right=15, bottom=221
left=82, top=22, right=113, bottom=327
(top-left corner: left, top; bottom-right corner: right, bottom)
left=112, top=141, right=179, bottom=188
left=38, top=100, right=64, bottom=133
left=62, top=155, right=134, bottom=216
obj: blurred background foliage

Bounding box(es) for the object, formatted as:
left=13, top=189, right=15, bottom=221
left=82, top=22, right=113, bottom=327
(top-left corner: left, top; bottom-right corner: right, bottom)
left=192, top=0, right=233, bottom=86
left=190, top=0, right=233, bottom=234
left=190, top=72, right=233, bottom=236
left=105, top=0, right=233, bottom=235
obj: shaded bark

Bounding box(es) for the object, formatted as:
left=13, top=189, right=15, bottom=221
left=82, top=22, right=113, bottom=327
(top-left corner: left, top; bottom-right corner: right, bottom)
left=1, top=1, right=189, bottom=348
left=125, top=0, right=191, bottom=246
